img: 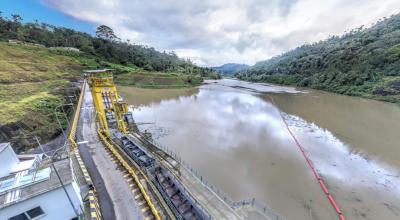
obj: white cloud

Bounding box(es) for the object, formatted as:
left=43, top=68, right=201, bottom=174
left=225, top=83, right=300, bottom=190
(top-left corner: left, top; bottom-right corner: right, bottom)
left=43, top=0, right=400, bottom=66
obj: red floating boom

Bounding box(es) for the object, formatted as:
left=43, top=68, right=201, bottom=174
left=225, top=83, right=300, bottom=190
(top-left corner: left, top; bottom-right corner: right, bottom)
left=268, top=95, right=346, bottom=220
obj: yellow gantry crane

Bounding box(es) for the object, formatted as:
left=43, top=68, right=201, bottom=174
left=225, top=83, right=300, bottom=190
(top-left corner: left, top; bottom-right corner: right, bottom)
left=84, top=69, right=163, bottom=219
left=84, top=69, right=132, bottom=136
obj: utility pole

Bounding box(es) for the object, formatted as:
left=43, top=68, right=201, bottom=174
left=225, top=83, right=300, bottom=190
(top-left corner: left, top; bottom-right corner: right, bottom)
left=35, top=137, right=83, bottom=219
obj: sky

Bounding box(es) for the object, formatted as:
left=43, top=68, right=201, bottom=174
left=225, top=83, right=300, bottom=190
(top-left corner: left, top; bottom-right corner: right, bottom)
left=1, top=0, right=400, bottom=66
left=0, top=0, right=95, bottom=34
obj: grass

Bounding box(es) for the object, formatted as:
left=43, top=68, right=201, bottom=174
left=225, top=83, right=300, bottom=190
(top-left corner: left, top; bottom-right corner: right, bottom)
left=0, top=44, right=82, bottom=83
left=0, top=42, right=204, bottom=151
left=51, top=48, right=203, bottom=88
left=0, top=42, right=81, bottom=123
left=0, top=92, right=64, bottom=125
left=114, top=71, right=203, bottom=88
left=51, top=45, right=206, bottom=89
left=0, top=42, right=82, bottom=151
left=0, top=80, right=70, bottom=103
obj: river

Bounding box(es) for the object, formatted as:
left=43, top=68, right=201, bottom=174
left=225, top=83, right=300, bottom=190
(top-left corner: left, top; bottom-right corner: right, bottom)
left=119, top=79, right=400, bottom=220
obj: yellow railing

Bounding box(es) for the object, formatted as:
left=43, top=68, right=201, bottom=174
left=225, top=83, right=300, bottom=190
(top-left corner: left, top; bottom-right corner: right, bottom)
left=68, top=81, right=102, bottom=220
left=88, top=188, right=102, bottom=220
left=73, top=148, right=102, bottom=219
left=69, top=81, right=85, bottom=149
left=97, top=130, right=161, bottom=220
left=108, top=136, right=175, bottom=219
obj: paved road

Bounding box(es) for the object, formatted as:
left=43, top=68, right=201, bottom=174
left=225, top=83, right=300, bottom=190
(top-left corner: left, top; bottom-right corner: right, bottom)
left=76, top=84, right=116, bottom=220
left=78, top=83, right=142, bottom=220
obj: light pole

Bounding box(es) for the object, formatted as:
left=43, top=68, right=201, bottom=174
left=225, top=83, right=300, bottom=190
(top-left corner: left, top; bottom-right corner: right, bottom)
left=35, top=137, right=84, bottom=219
left=54, top=103, right=73, bottom=142
left=67, top=95, right=77, bottom=112
left=61, top=104, right=71, bottom=128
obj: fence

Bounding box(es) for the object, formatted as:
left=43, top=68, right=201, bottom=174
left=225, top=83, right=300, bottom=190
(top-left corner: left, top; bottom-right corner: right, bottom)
left=67, top=81, right=102, bottom=220
left=97, top=130, right=162, bottom=220
left=147, top=165, right=213, bottom=220
left=69, top=81, right=86, bottom=149
left=140, top=134, right=285, bottom=220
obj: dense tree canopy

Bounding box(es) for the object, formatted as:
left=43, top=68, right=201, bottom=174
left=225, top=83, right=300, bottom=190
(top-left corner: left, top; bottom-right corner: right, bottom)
left=237, top=14, right=400, bottom=103
left=212, top=63, right=249, bottom=76
left=96, top=25, right=118, bottom=41
left=0, top=13, right=217, bottom=77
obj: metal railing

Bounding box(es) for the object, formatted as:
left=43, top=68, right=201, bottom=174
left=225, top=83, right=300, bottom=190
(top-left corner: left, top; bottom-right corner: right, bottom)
left=67, top=81, right=102, bottom=220
left=142, top=135, right=285, bottom=220
left=109, top=133, right=176, bottom=220
left=149, top=174, right=184, bottom=220
left=69, top=81, right=86, bottom=149
left=97, top=130, right=162, bottom=220
left=147, top=166, right=212, bottom=220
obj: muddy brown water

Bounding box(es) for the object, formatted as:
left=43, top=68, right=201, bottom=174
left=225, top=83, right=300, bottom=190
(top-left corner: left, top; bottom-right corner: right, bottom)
left=119, top=79, right=400, bottom=220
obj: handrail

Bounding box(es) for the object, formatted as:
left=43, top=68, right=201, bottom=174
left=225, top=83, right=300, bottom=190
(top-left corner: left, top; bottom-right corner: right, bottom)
left=145, top=136, right=285, bottom=220
left=128, top=132, right=214, bottom=219
left=108, top=138, right=176, bottom=219
left=97, top=130, right=162, bottom=220
left=68, top=81, right=102, bottom=220
left=69, top=80, right=85, bottom=149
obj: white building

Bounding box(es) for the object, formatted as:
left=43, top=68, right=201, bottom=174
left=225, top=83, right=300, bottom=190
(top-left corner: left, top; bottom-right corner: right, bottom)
left=0, top=143, right=84, bottom=220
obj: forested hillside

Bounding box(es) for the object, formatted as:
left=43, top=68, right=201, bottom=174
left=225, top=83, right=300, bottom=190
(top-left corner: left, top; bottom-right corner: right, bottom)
left=212, top=63, right=249, bottom=76
left=238, top=14, right=400, bottom=104
left=0, top=13, right=218, bottom=152
left=0, top=14, right=218, bottom=78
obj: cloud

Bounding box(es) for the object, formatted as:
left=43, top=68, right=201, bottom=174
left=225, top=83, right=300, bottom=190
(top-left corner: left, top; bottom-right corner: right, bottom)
left=42, top=0, right=400, bottom=66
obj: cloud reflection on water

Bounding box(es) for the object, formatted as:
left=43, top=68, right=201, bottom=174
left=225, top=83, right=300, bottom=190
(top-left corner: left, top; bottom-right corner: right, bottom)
left=131, top=79, right=400, bottom=219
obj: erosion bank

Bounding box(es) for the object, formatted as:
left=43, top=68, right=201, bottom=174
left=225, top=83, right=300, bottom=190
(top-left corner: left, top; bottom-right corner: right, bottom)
left=0, top=42, right=82, bottom=152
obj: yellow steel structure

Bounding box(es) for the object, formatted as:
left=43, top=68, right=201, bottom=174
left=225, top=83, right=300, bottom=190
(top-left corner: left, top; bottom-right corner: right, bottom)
left=85, top=69, right=130, bottom=136
left=97, top=130, right=162, bottom=220
left=68, top=81, right=102, bottom=220
left=69, top=80, right=86, bottom=149
left=85, top=70, right=163, bottom=219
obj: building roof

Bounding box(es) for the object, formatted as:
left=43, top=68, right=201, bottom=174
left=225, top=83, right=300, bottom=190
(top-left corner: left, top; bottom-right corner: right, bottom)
left=11, top=158, right=38, bottom=173
left=0, top=143, right=42, bottom=178
left=0, top=143, right=10, bottom=154
left=0, top=158, right=73, bottom=209
left=83, top=69, right=114, bottom=73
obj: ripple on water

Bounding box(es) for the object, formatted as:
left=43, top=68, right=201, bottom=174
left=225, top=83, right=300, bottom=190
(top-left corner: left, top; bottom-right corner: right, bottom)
left=124, top=79, right=400, bottom=220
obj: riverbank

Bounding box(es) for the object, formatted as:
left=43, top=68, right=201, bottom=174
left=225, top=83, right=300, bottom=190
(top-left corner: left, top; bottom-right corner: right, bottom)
left=0, top=41, right=217, bottom=152
left=236, top=14, right=400, bottom=105
left=119, top=86, right=198, bottom=107
left=238, top=76, right=400, bottom=105
left=114, top=71, right=204, bottom=88
left=124, top=79, right=400, bottom=220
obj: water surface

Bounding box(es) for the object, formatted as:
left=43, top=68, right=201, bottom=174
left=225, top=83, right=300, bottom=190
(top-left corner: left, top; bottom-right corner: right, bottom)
left=119, top=79, right=400, bottom=220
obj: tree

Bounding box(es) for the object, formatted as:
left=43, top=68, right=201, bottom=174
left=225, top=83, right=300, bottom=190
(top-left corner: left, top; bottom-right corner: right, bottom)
left=11, top=14, right=22, bottom=23
left=0, top=14, right=217, bottom=78
left=96, top=25, right=118, bottom=41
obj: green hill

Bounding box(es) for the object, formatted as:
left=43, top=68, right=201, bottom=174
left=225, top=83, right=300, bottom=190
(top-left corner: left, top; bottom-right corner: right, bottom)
left=212, top=63, right=249, bottom=76
left=0, top=42, right=82, bottom=151
left=0, top=14, right=219, bottom=151
left=0, top=14, right=218, bottom=78
left=237, top=14, right=400, bottom=104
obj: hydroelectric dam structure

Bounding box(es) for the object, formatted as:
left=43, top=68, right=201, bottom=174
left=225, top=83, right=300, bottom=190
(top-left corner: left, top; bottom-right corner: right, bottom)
left=67, top=69, right=284, bottom=220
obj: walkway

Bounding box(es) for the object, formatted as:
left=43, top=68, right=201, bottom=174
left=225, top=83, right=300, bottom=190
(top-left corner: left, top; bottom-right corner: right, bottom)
left=77, top=83, right=143, bottom=220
